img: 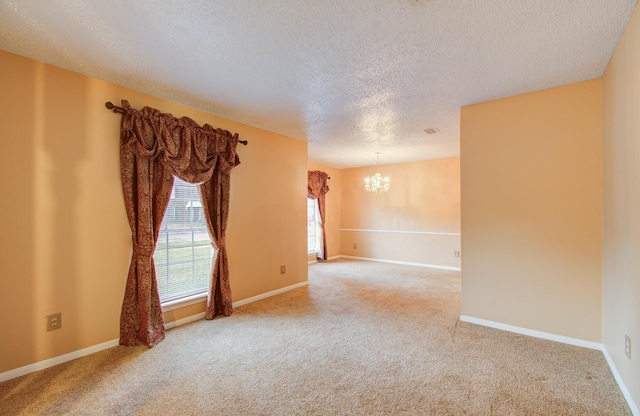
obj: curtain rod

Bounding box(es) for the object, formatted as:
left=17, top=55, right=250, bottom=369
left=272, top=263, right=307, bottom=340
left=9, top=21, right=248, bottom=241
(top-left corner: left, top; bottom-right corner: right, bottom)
left=105, top=102, right=248, bottom=146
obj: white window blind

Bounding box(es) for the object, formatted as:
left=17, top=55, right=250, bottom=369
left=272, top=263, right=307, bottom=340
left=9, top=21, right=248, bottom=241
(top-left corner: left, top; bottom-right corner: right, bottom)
left=307, top=198, right=319, bottom=254
left=155, top=177, right=213, bottom=303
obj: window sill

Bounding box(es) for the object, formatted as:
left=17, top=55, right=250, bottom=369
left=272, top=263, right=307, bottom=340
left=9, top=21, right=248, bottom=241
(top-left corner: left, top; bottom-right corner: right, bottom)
left=161, top=292, right=208, bottom=312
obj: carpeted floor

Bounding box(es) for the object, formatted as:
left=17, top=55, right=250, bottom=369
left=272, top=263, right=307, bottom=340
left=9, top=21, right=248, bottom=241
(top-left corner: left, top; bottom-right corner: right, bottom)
left=0, top=259, right=631, bottom=415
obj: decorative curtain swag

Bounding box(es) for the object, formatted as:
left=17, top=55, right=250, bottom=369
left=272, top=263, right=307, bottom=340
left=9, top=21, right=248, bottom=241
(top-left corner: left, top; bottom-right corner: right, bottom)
left=107, top=100, right=242, bottom=347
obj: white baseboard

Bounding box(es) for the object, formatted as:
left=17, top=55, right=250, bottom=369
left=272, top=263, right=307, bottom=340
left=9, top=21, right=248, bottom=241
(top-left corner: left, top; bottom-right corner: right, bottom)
left=0, top=281, right=309, bottom=383
left=340, top=255, right=461, bottom=271
left=327, top=255, right=341, bottom=261
left=163, top=312, right=206, bottom=330
left=308, top=259, right=318, bottom=264
left=459, top=315, right=602, bottom=350
left=460, top=315, right=638, bottom=415
left=0, top=338, right=120, bottom=383
left=602, top=346, right=639, bottom=415
left=232, top=281, right=308, bottom=308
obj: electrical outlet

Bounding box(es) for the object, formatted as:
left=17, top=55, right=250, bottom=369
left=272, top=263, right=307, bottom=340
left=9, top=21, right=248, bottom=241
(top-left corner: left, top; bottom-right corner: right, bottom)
left=454, top=250, right=461, bottom=258
left=625, top=335, right=631, bottom=359
left=280, top=265, right=286, bottom=274
left=353, top=243, right=357, bottom=249
left=47, top=313, right=62, bottom=331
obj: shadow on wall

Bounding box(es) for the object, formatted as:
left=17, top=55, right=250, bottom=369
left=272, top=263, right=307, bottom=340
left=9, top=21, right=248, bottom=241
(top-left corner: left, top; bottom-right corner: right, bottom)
left=0, top=55, right=38, bottom=372
left=37, top=61, right=88, bottom=361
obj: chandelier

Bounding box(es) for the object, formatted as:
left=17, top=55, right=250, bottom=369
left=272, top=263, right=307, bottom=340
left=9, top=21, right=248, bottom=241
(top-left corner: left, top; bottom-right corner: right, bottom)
left=364, top=152, right=390, bottom=193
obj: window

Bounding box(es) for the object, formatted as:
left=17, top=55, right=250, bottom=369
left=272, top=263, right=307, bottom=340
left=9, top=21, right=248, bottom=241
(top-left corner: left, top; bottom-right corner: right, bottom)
left=307, top=198, right=319, bottom=254
left=154, top=177, right=213, bottom=303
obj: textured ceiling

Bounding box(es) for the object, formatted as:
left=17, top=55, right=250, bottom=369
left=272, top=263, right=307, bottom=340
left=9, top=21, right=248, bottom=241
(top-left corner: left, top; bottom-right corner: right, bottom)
left=0, top=1, right=637, bottom=168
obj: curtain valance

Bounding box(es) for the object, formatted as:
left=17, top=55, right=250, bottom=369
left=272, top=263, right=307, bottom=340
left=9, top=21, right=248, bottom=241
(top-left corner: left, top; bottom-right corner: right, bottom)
left=308, top=170, right=330, bottom=200
left=120, top=100, right=240, bottom=183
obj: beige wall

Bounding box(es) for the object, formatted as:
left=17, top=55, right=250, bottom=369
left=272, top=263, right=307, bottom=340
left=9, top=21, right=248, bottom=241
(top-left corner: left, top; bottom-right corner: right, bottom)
left=340, top=158, right=461, bottom=268
left=602, top=3, right=640, bottom=406
left=0, top=50, right=307, bottom=374
left=307, top=162, right=342, bottom=260
left=460, top=80, right=603, bottom=342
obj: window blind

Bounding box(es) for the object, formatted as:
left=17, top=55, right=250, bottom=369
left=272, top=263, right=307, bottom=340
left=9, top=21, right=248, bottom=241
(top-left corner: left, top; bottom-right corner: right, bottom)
left=155, top=177, right=213, bottom=303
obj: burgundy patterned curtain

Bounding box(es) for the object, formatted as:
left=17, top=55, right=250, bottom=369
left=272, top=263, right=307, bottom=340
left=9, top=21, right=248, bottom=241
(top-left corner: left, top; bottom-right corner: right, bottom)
left=118, top=100, right=240, bottom=347
left=307, top=170, right=330, bottom=261
left=199, top=148, right=236, bottom=319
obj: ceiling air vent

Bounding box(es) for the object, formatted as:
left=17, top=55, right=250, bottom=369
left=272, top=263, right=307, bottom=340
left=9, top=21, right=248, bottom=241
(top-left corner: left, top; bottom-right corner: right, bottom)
left=424, top=127, right=440, bottom=135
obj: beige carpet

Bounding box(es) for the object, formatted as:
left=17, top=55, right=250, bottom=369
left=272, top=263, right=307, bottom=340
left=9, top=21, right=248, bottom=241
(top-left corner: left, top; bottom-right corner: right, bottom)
left=0, top=259, right=631, bottom=415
